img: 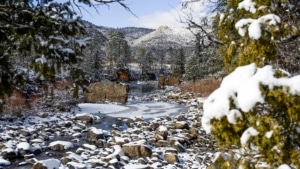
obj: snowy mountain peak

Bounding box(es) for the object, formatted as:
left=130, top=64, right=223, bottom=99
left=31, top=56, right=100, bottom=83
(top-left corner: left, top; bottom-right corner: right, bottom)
left=130, top=26, right=195, bottom=48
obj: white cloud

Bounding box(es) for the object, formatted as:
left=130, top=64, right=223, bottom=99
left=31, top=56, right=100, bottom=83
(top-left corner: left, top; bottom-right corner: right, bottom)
left=129, top=0, right=212, bottom=29
left=129, top=9, right=183, bottom=29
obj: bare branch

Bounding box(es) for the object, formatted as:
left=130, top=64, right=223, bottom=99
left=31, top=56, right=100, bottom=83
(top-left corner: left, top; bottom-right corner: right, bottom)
left=179, top=0, right=222, bottom=45
left=92, top=0, right=138, bottom=18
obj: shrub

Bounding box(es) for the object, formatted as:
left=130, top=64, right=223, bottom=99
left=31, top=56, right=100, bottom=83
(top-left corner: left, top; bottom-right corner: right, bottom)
left=202, top=64, right=300, bottom=168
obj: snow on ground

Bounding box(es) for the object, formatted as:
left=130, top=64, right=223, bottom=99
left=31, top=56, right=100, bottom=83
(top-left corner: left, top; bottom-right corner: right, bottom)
left=75, top=101, right=186, bottom=119
left=0, top=158, right=10, bottom=166
left=76, top=103, right=129, bottom=114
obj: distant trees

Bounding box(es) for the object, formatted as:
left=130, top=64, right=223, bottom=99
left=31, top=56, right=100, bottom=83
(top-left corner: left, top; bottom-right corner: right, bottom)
left=275, top=0, right=300, bottom=74
left=105, top=29, right=131, bottom=72
left=185, top=34, right=222, bottom=80
left=0, top=0, right=132, bottom=110
left=132, top=47, right=156, bottom=78
left=180, top=1, right=223, bottom=78
left=171, top=47, right=185, bottom=77
left=76, top=22, right=108, bottom=82
left=181, top=0, right=300, bottom=74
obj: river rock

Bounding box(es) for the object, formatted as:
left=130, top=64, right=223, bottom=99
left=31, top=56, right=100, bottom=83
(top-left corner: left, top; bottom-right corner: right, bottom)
left=18, top=129, right=31, bottom=137
left=155, top=125, right=168, bottom=140
left=1, top=148, right=18, bottom=159
left=86, top=127, right=104, bottom=142
left=75, top=113, right=94, bottom=123
left=32, top=158, right=60, bottom=169
left=17, top=142, right=31, bottom=156
left=164, top=153, right=179, bottom=164
left=174, top=121, right=189, bottom=129
left=0, top=157, right=10, bottom=166
left=83, top=81, right=129, bottom=104
left=122, top=142, right=152, bottom=159
left=189, top=127, right=198, bottom=139
left=48, top=141, right=74, bottom=151
left=156, top=140, right=169, bottom=147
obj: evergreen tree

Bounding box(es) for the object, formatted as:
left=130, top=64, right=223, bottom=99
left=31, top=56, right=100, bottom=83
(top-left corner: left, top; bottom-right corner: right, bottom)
left=185, top=34, right=222, bottom=80
left=183, top=0, right=299, bottom=74
left=185, top=52, right=201, bottom=80
left=92, top=50, right=105, bottom=80
left=171, top=47, right=185, bottom=77
left=203, top=64, right=300, bottom=168
left=202, top=0, right=300, bottom=168
left=75, top=21, right=108, bottom=83
left=133, top=47, right=155, bottom=77
left=0, top=0, right=90, bottom=109
left=105, top=29, right=131, bottom=71
left=215, top=0, right=289, bottom=73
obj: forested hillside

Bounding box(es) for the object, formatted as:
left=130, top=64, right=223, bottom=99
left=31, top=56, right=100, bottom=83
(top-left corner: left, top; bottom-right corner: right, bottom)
left=77, top=21, right=220, bottom=82
left=0, top=0, right=223, bottom=114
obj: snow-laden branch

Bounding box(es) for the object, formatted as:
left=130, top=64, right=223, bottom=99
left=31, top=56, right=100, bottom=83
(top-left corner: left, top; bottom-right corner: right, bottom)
left=235, top=14, right=281, bottom=40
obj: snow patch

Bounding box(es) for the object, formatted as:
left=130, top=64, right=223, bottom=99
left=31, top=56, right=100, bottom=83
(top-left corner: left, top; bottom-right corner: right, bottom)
left=277, top=164, right=291, bottom=169
left=49, top=141, right=74, bottom=150
left=36, top=158, right=60, bottom=169
left=235, top=14, right=281, bottom=40
left=240, top=127, right=259, bottom=147
left=227, top=109, right=243, bottom=124
left=238, top=0, right=256, bottom=13
left=0, top=158, right=10, bottom=166
left=265, top=131, right=273, bottom=138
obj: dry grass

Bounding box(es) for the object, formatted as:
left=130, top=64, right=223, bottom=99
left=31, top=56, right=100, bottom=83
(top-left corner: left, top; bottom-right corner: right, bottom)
left=2, top=79, right=73, bottom=117
left=2, top=90, right=41, bottom=118
left=179, top=78, right=221, bottom=97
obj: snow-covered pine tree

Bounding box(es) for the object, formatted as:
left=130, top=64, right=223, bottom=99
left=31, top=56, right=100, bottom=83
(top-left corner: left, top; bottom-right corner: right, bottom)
left=76, top=22, right=107, bottom=82
left=105, top=29, right=131, bottom=72
left=185, top=52, right=201, bottom=80
left=171, top=47, right=185, bottom=77
left=185, top=34, right=222, bottom=80
left=216, top=0, right=291, bottom=73
left=133, top=47, right=155, bottom=78
left=203, top=0, right=300, bottom=168
left=0, top=0, right=90, bottom=108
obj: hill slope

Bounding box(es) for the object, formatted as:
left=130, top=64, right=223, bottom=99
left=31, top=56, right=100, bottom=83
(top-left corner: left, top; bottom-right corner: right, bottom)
left=129, top=26, right=195, bottom=49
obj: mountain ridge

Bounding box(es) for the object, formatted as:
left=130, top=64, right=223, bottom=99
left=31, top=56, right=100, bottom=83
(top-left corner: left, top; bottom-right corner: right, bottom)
left=82, top=20, right=196, bottom=50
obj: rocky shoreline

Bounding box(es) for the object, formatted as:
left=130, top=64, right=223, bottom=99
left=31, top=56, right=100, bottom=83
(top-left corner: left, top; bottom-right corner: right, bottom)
left=0, top=87, right=217, bottom=169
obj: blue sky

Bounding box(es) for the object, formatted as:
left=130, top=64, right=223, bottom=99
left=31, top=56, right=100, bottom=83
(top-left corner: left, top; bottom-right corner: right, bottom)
left=77, top=0, right=186, bottom=28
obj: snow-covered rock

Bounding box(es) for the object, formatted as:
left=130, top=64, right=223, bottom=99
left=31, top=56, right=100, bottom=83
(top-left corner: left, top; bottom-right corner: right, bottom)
left=48, top=141, right=74, bottom=151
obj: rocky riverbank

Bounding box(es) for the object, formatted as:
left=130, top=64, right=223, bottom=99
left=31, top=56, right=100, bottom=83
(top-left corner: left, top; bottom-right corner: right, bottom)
left=0, top=87, right=217, bottom=169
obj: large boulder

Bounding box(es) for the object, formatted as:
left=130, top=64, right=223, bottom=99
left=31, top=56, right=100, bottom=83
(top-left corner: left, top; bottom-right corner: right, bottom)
left=84, top=81, right=129, bottom=104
